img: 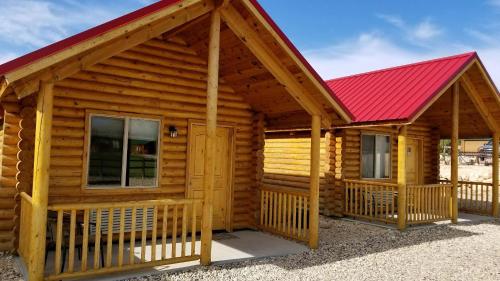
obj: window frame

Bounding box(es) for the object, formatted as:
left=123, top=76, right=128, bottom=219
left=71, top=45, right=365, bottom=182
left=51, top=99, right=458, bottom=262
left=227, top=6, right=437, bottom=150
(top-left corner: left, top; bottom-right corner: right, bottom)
left=83, top=111, right=163, bottom=190
left=360, top=132, right=392, bottom=180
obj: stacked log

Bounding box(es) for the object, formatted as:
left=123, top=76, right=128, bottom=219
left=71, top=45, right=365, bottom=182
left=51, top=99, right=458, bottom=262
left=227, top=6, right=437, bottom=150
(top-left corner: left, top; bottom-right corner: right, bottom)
left=12, top=96, right=36, bottom=251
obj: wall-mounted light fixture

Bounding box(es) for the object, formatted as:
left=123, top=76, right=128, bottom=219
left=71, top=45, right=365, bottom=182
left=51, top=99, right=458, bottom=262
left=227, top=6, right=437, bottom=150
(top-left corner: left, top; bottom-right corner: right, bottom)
left=168, top=126, right=178, bottom=138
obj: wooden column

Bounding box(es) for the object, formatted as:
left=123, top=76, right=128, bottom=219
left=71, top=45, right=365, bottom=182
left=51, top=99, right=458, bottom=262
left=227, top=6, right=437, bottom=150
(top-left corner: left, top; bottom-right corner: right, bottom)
left=492, top=133, right=499, bottom=217
left=397, top=126, right=407, bottom=230
left=200, top=10, right=221, bottom=266
left=309, top=115, right=321, bottom=249
left=28, top=82, right=54, bottom=281
left=451, top=82, right=459, bottom=223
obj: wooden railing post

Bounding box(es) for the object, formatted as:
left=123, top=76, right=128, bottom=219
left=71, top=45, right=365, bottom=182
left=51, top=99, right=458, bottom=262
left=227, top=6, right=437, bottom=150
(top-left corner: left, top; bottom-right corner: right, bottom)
left=451, top=82, right=459, bottom=223
left=309, top=115, right=321, bottom=249
left=493, top=133, right=499, bottom=217
left=200, top=9, right=221, bottom=266
left=397, top=126, right=407, bottom=230
left=29, top=81, right=54, bottom=281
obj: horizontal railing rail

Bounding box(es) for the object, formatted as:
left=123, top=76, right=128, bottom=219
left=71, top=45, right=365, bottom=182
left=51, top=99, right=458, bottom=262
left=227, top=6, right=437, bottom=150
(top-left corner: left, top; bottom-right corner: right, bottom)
left=344, top=179, right=398, bottom=224
left=45, top=198, right=201, bottom=280
left=440, top=180, right=493, bottom=215
left=259, top=185, right=310, bottom=242
left=407, top=184, right=452, bottom=224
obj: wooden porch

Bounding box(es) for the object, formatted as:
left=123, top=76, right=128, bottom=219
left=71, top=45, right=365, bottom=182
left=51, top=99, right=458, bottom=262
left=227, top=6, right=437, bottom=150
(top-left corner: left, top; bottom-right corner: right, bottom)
left=1, top=1, right=352, bottom=279
left=344, top=180, right=453, bottom=225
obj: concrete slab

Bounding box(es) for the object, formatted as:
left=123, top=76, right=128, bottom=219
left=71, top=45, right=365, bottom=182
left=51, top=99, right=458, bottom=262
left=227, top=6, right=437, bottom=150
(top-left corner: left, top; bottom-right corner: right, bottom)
left=17, top=230, right=308, bottom=281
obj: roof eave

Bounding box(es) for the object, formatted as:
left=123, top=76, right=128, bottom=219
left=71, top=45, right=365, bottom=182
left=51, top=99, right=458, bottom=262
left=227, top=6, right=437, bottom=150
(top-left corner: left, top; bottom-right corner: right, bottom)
left=242, top=0, right=353, bottom=123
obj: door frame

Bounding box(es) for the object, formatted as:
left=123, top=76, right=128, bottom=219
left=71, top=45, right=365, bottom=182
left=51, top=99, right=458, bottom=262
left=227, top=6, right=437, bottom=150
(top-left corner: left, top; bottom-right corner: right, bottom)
left=185, top=119, right=236, bottom=232
left=407, top=137, right=424, bottom=185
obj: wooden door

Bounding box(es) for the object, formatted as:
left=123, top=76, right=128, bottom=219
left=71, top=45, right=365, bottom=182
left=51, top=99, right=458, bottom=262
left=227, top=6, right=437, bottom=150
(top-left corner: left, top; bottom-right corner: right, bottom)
left=406, top=138, right=422, bottom=185
left=187, top=124, right=233, bottom=231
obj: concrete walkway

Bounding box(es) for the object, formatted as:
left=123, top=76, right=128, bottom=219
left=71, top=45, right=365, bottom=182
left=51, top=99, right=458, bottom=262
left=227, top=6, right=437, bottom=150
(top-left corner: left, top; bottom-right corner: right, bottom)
left=17, top=230, right=308, bottom=281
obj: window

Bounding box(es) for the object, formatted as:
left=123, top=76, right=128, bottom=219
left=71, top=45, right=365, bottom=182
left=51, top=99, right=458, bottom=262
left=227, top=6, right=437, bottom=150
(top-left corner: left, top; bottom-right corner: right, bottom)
left=361, top=134, right=391, bottom=179
left=87, top=115, right=160, bottom=188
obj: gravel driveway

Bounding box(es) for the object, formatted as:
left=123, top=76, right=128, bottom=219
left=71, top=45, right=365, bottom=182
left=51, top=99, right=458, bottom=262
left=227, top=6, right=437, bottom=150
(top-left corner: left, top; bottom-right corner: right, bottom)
left=2, top=216, right=500, bottom=281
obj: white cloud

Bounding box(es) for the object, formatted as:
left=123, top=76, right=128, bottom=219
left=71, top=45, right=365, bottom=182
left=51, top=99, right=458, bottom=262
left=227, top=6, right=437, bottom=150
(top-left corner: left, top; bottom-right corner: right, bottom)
left=0, top=0, right=115, bottom=48
left=0, top=52, right=18, bottom=64
left=489, top=0, right=500, bottom=8
left=304, top=33, right=445, bottom=79
left=303, top=32, right=500, bottom=87
left=377, top=14, right=444, bottom=43
left=413, top=20, right=443, bottom=40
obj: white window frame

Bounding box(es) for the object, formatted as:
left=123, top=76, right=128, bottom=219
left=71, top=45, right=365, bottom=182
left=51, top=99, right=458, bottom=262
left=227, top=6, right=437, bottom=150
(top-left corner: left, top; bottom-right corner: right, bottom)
left=360, top=133, right=392, bottom=180
left=85, top=113, right=161, bottom=189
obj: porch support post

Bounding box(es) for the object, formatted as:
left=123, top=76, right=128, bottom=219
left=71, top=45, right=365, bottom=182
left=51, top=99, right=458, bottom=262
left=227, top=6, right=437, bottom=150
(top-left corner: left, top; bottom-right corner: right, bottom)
left=492, top=133, right=499, bottom=217
left=451, top=82, right=459, bottom=223
left=397, top=126, right=407, bottom=230
left=309, top=115, right=321, bottom=249
left=29, top=81, right=54, bottom=281
left=200, top=9, right=221, bottom=266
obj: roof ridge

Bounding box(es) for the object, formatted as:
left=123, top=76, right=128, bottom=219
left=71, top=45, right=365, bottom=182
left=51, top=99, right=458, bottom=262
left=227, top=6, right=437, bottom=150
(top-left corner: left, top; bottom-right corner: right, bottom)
left=325, top=52, right=477, bottom=83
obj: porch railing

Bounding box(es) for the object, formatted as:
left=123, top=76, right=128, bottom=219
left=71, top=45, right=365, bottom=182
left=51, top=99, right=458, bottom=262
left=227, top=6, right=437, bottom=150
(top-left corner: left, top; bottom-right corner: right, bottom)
left=19, top=192, right=33, bottom=262
left=344, top=180, right=453, bottom=225
left=344, top=180, right=398, bottom=224
left=19, top=197, right=202, bottom=281
left=259, top=185, right=309, bottom=242
left=440, top=180, right=493, bottom=215
left=407, top=184, right=452, bottom=224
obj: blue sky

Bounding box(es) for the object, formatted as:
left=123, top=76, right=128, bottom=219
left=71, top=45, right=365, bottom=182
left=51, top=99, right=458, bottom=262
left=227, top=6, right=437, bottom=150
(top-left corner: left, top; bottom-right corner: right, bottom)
left=1, top=0, right=499, bottom=84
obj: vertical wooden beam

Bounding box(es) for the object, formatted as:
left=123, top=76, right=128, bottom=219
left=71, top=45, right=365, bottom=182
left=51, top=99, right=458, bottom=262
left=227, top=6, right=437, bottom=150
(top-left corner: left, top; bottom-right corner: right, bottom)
left=28, top=81, right=54, bottom=281
left=492, top=133, right=499, bottom=217
left=200, top=10, right=221, bottom=266
left=451, top=82, right=459, bottom=223
left=309, top=115, right=321, bottom=249
left=397, top=126, right=407, bottom=230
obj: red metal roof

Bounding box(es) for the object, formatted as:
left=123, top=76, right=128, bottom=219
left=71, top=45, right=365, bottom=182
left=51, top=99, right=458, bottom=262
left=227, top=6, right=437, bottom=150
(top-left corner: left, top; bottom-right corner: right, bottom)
left=326, top=52, right=478, bottom=123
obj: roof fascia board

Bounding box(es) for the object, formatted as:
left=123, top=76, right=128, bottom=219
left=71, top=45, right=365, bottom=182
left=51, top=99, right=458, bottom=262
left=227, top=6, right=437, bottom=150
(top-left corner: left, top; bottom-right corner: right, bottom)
left=240, top=0, right=352, bottom=123
left=409, top=59, right=476, bottom=124
left=3, top=0, right=204, bottom=85
left=472, top=60, right=500, bottom=107
left=220, top=4, right=332, bottom=128
left=461, top=73, right=500, bottom=133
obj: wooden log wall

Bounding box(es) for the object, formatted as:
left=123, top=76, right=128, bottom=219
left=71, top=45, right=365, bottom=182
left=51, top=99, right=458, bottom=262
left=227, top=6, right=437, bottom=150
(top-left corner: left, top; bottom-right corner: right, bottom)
left=328, top=123, right=440, bottom=216
left=0, top=95, right=21, bottom=251
left=12, top=96, right=36, bottom=250
left=263, top=132, right=330, bottom=214
left=0, top=36, right=260, bottom=248
left=46, top=37, right=257, bottom=230
left=252, top=114, right=265, bottom=226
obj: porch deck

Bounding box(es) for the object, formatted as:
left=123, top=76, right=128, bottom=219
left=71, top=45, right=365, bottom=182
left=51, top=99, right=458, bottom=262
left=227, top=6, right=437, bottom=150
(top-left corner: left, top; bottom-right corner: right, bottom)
left=16, top=230, right=307, bottom=281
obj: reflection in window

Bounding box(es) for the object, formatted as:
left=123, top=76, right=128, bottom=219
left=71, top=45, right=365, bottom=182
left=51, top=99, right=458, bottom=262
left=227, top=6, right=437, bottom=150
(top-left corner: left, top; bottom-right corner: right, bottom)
left=127, top=119, right=159, bottom=187
left=362, top=134, right=390, bottom=179
left=88, top=116, right=124, bottom=186
left=87, top=115, right=160, bottom=188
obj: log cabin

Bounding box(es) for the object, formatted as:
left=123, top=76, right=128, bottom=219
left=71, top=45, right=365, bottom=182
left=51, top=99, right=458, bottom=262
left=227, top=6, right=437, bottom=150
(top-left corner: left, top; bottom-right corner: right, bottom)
left=0, top=0, right=353, bottom=280
left=265, top=52, right=500, bottom=230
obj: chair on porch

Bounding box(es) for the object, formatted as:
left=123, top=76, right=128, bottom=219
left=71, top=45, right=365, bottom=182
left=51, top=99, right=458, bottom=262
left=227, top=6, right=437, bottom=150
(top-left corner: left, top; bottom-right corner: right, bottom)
left=45, top=211, right=105, bottom=272
left=365, top=190, right=398, bottom=217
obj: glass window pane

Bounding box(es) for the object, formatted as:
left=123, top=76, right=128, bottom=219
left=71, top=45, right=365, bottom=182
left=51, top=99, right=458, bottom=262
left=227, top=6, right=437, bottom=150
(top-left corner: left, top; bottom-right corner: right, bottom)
left=88, top=116, right=124, bottom=187
left=127, top=119, right=159, bottom=187
left=375, top=135, right=391, bottom=178
left=362, top=135, right=375, bottom=178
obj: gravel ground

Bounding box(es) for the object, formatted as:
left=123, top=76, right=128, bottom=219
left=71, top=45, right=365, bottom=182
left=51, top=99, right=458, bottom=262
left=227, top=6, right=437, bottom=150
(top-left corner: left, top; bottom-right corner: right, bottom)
left=127, top=216, right=500, bottom=281
left=2, top=216, right=500, bottom=281
left=0, top=252, right=22, bottom=281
